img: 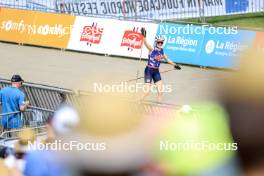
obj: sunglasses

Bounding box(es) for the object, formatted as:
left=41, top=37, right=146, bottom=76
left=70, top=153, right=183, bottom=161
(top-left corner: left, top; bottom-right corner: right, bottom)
left=157, top=41, right=163, bottom=45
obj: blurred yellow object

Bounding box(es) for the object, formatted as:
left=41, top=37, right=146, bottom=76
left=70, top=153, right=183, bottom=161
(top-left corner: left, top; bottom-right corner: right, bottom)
left=17, top=128, right=36, bottom=145
left=0, top=159, right=9, bottom=176
left=14, top=128, right=36, bottom=153
left=222, top=47, right=264, bottom=101
left=77, top=93, right=142, bottom=136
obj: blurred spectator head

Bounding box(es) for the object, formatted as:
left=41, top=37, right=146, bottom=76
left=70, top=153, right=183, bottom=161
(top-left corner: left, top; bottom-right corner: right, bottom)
left=4, top=128, right=36, bottom=174
left=15, top=128, right=36, bottom=157
left=221, top=48, right=264, bottom=175
left=51, top=106, right=79, bottom=135
left=17, top=128, right=36, bottom=144
left=42, top=106, right=79, bottom=145
left=11, top=74, right=24, bottom=88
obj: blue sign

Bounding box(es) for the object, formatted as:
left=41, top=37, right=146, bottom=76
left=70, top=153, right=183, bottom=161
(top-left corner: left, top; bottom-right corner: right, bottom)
left=226, top=0, right=249, bottom=13
left=156, top=23, right=205, bottom=66
left=199, top=29, right=256, bottom=68
left=156, top=23, right=256, bottom=69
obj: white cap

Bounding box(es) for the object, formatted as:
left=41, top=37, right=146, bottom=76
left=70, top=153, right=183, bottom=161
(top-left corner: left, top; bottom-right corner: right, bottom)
left=52, top=106, right=80, bottom=135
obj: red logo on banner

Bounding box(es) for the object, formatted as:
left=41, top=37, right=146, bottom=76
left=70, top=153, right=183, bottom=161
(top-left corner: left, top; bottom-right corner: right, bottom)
left=121, top=30, right=143, bottom=49
left=80, top=24, right=103, bottom=45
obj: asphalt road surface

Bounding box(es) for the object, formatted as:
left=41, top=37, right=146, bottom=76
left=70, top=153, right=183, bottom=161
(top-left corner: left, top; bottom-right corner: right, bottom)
left=0, top=42, right=230, bottom=105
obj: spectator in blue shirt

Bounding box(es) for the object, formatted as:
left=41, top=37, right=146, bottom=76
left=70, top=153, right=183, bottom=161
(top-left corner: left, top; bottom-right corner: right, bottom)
left=0, top=75, right=29, bottom=129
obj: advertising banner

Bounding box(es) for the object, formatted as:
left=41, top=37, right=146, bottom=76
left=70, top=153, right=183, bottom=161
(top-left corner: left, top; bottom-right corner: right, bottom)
left=0, top=8, right=75, bottom=48
left=68, top=16, right=158, bottom=58
left=0, top=8, right=262, bottom=69
left=106, top=20, right=157, bottom=58
left=0, top=8, right=36, bottom=43
left=199, top=29, right=256, bottom=68
left=225, top=0, right=263, bottom=14
left=67, top=16, right=114, bottom=54
left=157, top=22, right=257, bottom=68
left=156, top=23, right=205, bottom=65
left=29, top=12, right=75, bottom=48
left=226, top=0, right=248, bottom=13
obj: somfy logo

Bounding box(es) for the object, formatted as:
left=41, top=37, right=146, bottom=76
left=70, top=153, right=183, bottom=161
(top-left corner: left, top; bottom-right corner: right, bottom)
left=205, top=40, right=216, bottom=54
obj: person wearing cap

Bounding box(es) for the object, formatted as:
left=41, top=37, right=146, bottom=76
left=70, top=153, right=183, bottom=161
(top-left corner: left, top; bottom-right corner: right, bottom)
left=0, top=75, right=29, bottom=130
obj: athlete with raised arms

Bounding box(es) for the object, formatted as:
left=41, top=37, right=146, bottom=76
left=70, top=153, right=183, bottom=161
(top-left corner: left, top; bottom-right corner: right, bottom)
left=140, top=28, right=181, bottom=102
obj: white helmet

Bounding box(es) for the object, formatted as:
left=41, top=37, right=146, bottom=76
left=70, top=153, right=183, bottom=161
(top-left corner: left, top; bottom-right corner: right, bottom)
left=155, top=35, right=165, bottom=42
left=155, top=35, right=165, bottom=49
left=52, top=106, right=80, bottom=135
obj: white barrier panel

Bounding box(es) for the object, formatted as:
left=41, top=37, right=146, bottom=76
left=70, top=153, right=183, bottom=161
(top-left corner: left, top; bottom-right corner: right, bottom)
left=68, top=16, right=115, bottom=54
left=68, top=16, right=158, bottom=59
left=106, top=20, right=157, bottom=58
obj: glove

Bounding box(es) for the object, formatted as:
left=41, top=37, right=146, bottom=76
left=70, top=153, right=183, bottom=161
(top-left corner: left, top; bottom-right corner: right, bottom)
left=174, top=64, right=181, bottom=70
left=140, top=27, right=146, bottom=38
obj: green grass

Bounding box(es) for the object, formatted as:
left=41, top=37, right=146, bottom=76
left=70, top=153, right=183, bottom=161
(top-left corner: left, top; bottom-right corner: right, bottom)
left=170, top=12, right=264, bottom=31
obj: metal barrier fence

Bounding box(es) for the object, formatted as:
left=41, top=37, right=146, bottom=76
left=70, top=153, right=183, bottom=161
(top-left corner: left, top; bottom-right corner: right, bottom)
left=0, top=78, right=180, bottom=145
left=0, top=107, right=54, bottom=139
left=0, top=79, right=75, bottom=111
left=0, top=0, right=263, bottom=21
left=0, top=78, right=180, bottom=117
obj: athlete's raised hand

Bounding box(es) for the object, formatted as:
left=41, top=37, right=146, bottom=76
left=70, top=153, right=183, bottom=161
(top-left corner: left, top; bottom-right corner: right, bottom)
left=141, top=27, right=147, bottom=38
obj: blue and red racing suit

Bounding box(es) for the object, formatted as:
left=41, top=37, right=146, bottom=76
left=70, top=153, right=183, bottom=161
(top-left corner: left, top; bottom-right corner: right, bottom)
left=144, top=48, right=164, bottom=83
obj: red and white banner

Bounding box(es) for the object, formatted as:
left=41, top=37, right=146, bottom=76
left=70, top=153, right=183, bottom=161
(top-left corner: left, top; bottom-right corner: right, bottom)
left=67, top=16, right=158, bottom=59
left=107, top=20, right=157, bottom=59
left=67, top=16, right=113, bottom=54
